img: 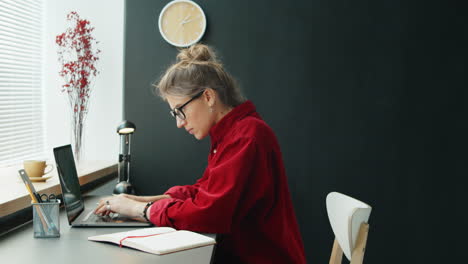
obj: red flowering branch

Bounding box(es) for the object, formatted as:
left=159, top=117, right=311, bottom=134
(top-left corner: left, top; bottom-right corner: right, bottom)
left=56, top=11, right=101, bottom=161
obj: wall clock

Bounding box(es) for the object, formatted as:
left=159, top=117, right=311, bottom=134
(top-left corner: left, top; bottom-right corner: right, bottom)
left=158, top=0, right=207, bottom=47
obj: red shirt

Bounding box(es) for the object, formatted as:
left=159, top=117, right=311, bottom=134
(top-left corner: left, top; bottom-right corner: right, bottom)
left=149, top=101, right=306, bottom=263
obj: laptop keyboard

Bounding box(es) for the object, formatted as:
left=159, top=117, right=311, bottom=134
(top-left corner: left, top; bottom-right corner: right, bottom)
left=82, top=210, right=119, bottom=223
left=86, top=213, right=113, bottom=222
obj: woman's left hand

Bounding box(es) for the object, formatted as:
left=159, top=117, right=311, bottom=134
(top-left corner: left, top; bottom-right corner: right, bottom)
left=94, top=194, right=146, bottom=219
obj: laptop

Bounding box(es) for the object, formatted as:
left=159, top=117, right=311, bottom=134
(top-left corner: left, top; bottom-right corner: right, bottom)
left=53, top=144, right=151, bottom=227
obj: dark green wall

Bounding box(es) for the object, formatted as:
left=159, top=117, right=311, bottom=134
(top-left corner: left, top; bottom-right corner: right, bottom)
left=124, top=0, right=466, bottom=262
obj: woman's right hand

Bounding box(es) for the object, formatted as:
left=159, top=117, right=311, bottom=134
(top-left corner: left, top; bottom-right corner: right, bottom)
left=121, top=194, right=171, bottom=203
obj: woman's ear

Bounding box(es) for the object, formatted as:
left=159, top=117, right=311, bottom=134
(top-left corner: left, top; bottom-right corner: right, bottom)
left=203, top=88, right=216, bottom=107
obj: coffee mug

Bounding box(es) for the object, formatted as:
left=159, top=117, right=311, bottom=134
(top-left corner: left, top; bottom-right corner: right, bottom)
left=23, top=160, right=54, bottom=178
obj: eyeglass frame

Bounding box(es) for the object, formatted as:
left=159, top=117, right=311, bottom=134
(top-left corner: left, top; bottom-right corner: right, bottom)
left=169, top=90, right=205, bottom=120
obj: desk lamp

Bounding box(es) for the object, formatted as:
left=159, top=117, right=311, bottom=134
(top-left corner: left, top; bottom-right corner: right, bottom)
left=113, top=120, right=136, bottom=195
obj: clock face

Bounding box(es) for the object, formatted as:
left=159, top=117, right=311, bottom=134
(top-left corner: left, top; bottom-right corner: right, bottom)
left=159, top=0, right=207, bottom=47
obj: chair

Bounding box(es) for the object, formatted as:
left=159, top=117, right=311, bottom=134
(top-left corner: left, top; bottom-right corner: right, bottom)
left=326, top=192, right=372, bottom=264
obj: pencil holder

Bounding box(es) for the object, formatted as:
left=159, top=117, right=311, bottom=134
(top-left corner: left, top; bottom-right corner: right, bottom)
left=32, top=200, right=60, bottom=238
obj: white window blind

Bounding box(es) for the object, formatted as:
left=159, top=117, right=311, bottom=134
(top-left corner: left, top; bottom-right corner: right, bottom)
left=0, top=0, right=44, bottom=166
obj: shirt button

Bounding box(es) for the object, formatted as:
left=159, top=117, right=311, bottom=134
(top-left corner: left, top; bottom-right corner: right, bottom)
left=213, top=149, right=217, bottom=154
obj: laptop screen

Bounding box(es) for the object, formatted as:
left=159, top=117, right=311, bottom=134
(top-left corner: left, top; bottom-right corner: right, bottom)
left=53, top=145, right=84, bottom=224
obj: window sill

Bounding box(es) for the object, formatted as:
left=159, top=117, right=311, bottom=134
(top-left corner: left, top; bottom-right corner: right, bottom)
left=0, top=160, right=117, bottom=217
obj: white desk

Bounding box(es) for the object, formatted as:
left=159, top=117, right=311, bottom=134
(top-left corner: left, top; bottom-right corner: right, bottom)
left=0, top=181, right=215, bottom=264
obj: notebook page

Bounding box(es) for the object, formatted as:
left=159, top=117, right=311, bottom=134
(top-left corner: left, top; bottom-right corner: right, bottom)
left=126, top=230, right=215, bottom=255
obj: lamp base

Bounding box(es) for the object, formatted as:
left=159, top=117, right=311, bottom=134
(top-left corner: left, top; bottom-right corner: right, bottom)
left=113, top=181, right=135, bottom=195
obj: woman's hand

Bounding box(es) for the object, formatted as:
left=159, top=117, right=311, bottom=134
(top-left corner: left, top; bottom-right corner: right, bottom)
left=93, top=194, right=146, bottom=219
left=93, top=194, right=171, bottom=220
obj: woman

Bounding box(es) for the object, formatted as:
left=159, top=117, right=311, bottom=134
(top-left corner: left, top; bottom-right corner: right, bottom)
left=94, top=44, right=306, bottom=263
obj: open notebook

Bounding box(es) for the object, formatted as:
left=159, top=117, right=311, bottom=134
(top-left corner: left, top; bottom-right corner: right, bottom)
left=88, top=227, right=216, bottom=255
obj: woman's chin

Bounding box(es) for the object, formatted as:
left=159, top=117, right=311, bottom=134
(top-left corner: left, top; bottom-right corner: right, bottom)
left=194, top=132, right=207, bottom=140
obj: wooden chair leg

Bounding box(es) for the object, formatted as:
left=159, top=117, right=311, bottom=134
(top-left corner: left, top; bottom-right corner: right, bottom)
left=350, top=223, right=369, bottom=264
left=329, top=238, right=343, bottom=264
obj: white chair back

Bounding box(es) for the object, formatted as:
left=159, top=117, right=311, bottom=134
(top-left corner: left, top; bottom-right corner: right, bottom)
left=326, top=192, right=372, bottom=261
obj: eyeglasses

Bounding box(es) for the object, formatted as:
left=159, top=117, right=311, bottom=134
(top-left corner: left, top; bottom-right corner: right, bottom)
left=169, top=90, right=205, bottom=120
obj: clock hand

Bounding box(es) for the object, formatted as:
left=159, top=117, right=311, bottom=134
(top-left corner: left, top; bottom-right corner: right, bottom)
left=180, top=14, right=191, bottom=25
left=182, top=16, right=200, bottom=24
left=174, top=23, right=184, bottom=35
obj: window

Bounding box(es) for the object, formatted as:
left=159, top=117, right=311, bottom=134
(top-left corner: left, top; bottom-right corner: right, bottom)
left=0, top=0, right=44, bottom=166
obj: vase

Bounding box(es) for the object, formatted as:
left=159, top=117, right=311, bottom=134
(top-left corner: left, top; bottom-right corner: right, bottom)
left=71, top=110, right=85, bottom=164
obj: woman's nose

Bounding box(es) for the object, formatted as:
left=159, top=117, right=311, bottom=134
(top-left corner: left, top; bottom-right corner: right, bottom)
left=176, top=117, right=186, bottom=128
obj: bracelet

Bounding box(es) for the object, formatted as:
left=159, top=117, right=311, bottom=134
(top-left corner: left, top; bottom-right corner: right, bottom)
left=142, top=202, right=154, bottom=222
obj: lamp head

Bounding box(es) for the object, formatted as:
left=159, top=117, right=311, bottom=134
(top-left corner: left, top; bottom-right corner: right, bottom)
left=117, top=120, right=136, bottom=135
left=113, top=181, right=135, bottom=195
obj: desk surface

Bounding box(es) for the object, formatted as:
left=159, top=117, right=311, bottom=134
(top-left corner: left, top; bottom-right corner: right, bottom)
left=0, top=181, right=215, bottom=264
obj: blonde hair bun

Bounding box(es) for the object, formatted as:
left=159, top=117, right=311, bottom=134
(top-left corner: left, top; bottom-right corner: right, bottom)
left=156, top=44, right=245, bottom=107
left=177, top=44, right=217, bottom=64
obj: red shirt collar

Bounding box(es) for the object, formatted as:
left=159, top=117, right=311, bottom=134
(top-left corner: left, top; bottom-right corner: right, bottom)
left=209, top=100, right=257, bottom=143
